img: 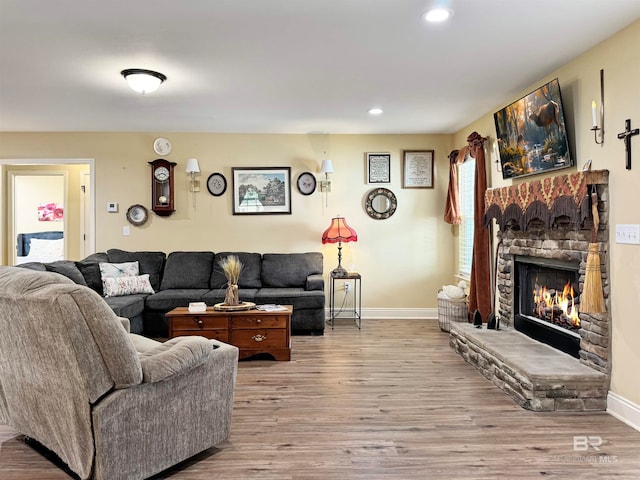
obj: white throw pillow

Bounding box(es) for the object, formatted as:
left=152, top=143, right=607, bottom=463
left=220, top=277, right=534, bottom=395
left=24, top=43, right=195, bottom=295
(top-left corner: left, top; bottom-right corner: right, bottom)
left=103, top=274, right=155, bottom=298
left=99, top=261, right=139, bottom=279
left=27, top=238, right=64, bottom=260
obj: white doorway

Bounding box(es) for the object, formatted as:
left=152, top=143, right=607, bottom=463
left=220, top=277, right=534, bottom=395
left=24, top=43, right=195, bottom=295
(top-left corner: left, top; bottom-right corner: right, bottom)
left=80, top=171, right=92, bottom=258
left=1, top=158, right=94, bottom=265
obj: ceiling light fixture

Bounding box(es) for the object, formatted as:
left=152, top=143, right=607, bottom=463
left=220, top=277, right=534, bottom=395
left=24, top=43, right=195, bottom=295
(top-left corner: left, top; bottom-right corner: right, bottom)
left=121, top=68, right=167, bottom=94
left=368, top=108, right=383, bottom=115
left=423, top=7, right=453, bottom=23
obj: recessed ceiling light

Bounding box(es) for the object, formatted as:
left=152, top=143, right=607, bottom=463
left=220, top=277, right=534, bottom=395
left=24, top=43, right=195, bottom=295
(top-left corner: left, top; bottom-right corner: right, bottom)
left=368, top=108, right=383, bottom=115
left=423, top=7, right=453, bottom=23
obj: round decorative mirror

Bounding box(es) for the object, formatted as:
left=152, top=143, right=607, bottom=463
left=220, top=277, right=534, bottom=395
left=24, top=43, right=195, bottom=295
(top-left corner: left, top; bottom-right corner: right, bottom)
left=365, top=188, right=397, bottom=219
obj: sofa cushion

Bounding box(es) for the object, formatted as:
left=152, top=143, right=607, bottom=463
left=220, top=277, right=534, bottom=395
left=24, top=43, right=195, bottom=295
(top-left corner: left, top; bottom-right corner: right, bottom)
left=17, top=262, right=47, bottom=272
left=45, top=260, right=88, bottom=286
left=145, top=289, right=211, bottom=311
left=76, top=261, right=104, bottom=295
left=201, top=288, right=258, bottom=304
left=254, top=287, right=325, bottom=309
left=160, top=252, right=214, bottom=290
left=107, top=249, right=166, bottom=291
left=210, top=252, right=262, bottom=289
left=261, top=253, right=323, bottom=288
left=104, top=294, right=146, bottom=319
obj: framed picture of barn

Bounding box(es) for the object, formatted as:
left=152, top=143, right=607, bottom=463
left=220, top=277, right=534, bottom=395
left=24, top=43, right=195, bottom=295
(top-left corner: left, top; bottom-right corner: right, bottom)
left=494, top=78, right=573, bottom=180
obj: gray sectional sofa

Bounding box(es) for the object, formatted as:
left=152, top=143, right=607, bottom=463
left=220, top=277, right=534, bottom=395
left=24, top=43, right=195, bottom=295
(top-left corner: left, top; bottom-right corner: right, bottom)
left=19, top=249, right=326, bottom=337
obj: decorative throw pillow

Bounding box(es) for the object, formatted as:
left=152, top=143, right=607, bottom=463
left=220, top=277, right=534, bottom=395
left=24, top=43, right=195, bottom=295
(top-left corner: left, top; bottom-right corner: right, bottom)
left=99, top=261, right=139, bottom=279
left=103, top=274, right=155, bottom=298
left=76, top=261, right=104, bottom=295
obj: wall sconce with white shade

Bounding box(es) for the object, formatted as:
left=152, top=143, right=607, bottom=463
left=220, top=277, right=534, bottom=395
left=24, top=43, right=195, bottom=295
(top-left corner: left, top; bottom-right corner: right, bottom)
left=185, top=158, right=201, bottom=208
left=121, top=69, right=167, bottom=94
left=320, top=159, right=333, bottom=207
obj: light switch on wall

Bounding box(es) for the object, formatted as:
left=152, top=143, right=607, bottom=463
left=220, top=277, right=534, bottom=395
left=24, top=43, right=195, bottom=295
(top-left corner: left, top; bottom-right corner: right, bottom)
left=123, top=226, right=130, bottom=236
left=615, top=224, right=640, bottom=244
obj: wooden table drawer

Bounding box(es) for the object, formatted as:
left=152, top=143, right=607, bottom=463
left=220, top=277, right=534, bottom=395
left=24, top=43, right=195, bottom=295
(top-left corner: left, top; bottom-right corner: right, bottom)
left=231, top=315, right=288, bottom=329
left=172, top=329, right=229, bottom=342
left=231, top=329, right=287, bottom=348
left=170, top=315, right=228, bottom=330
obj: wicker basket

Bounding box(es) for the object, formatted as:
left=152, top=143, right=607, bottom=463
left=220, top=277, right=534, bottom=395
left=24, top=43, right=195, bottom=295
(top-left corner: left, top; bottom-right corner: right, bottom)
left=437, top=289, right=468, bottom=332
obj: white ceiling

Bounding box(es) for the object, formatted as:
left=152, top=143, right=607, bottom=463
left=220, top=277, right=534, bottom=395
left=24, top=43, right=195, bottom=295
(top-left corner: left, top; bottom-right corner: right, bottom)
left=1, top=0, right=640, bottom=134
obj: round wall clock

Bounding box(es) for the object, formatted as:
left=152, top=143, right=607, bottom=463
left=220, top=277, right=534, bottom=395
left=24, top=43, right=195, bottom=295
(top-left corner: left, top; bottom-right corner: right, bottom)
left=296, top=172, right=317, bottom=195
left=153, top=137, right=172, bottom=156
left=206, top=172, right=227, bottom=196
left=126, top=204, right=149, bottom=226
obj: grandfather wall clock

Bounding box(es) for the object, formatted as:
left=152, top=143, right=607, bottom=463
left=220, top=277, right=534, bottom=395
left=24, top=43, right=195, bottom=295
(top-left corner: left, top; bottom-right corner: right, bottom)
left=149, top=159, right=177, bottom=216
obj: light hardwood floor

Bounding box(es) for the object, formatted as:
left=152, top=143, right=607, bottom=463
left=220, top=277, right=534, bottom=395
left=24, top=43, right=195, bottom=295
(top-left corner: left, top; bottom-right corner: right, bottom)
left=1, top=319, right=639, bottom=479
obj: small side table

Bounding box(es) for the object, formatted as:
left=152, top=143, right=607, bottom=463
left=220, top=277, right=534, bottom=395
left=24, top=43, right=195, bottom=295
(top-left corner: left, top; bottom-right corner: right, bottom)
left=329, top=271, right=362, bottom=329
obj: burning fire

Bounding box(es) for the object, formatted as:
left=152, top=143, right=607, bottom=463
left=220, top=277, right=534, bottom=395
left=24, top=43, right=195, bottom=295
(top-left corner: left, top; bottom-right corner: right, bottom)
left=532, top=278, right=580, bottom=328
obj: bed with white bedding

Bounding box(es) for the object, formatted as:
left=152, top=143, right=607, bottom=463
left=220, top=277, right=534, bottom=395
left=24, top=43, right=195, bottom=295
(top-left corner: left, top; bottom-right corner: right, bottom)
left=15, top=231, right=64, bottom=264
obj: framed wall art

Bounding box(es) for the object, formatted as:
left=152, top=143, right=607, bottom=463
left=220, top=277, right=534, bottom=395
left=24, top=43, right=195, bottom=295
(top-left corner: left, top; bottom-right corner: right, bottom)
left=402, top=150, right=434, bottom=188
left=366, top=152, right=391, bottom=184
left=232, top=167, right=291, bottom=215
left=494, top=77, right=573, bottom=179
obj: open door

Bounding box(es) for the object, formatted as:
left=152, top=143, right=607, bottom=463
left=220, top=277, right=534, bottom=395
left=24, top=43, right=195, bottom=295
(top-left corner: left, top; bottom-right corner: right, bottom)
left=10, top=171, right=67, bottom=265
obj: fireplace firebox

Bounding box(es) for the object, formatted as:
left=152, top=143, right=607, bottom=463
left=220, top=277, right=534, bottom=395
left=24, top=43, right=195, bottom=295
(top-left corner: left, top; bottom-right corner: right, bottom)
left=514, top=255, right=580, bottom=358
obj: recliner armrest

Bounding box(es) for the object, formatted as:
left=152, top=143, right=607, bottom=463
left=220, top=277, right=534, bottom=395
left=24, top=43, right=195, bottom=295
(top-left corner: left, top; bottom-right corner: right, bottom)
left=138, top=336, right=213, bottom=383
left=119, top=316, right=131, bottom=332
left=306, top=273, right=324, bottom=291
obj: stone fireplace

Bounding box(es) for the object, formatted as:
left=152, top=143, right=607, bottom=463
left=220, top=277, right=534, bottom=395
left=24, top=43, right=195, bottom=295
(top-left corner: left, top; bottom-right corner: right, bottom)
left=449, top=170, right=610, bottom=411
left=494, top=170, right=610, bottom=374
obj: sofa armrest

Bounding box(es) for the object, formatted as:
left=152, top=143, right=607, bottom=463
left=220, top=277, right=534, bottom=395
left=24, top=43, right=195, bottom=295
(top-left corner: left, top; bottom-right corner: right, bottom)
left=138, top=336, right=214, bottom=383
left=306, top=273, right=324, bottom=291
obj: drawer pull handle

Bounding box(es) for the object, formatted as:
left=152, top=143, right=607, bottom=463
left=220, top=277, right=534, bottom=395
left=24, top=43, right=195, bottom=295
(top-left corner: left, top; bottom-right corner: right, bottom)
left=256, top=319, right=262, bottom=324
left=193, top=317, right=203, bottom=327
left=252, top=334, right=266, bottom=342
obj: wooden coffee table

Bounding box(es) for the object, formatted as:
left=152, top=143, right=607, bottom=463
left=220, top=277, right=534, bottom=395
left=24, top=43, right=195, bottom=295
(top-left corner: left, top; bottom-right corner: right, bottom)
left=166, top=305, right=292, bottom=361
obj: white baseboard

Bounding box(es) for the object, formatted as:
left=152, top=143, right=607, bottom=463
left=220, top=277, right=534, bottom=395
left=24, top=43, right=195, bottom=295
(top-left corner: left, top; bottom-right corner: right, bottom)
left=607, top=391, right=640, bottom=433
left=325, top=308, right=437, bottom=320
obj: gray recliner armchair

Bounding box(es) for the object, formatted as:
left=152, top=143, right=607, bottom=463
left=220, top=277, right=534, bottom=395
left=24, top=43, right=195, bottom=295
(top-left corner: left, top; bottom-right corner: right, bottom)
left=0, top=266, right=238, bottom=480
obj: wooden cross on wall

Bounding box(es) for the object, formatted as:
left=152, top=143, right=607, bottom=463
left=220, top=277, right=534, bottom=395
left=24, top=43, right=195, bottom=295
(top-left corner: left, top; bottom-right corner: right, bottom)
left=617, top=119, right=639, bottom=170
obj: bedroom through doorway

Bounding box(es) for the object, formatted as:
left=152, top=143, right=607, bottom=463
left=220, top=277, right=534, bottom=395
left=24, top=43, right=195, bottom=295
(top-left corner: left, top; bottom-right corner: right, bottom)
left=1, top=159, right=94, bottom=266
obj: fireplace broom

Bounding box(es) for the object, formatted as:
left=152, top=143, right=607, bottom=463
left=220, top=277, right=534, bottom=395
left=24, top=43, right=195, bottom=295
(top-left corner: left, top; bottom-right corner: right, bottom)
left=581, top=189, right=606, bottom=313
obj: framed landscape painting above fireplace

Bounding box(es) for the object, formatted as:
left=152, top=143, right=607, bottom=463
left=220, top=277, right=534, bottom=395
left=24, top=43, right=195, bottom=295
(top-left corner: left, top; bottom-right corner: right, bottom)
left=494, top=78, right=573, bottom=180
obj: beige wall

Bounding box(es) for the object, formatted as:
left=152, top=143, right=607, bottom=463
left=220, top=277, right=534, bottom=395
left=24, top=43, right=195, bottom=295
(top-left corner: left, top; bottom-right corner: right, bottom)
left=453, top=19, right=640, bottom=407
left=0, top=132, right=455, bottom=312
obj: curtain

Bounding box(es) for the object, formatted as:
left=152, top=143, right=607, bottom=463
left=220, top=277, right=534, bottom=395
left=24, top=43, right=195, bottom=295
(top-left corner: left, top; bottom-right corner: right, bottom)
left=444, top=132, right=491, bottom=321
left=467, top=132, right=491, bottom=321
left=444, top=146, right=469, bottom=225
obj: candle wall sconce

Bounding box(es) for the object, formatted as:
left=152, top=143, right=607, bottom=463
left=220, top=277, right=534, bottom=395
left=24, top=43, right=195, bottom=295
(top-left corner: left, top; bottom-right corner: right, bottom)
left=591, top=69, right=605, bottom=145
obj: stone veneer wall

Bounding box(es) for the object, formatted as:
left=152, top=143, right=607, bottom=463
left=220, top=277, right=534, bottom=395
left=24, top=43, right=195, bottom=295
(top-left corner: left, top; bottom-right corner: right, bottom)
left=495, top=175, right=610, bottom=376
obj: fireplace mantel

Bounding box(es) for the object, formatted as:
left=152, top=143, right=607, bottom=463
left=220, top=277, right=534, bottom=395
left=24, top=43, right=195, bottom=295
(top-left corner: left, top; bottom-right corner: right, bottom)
left=483, top=170, right=608, bottom=231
